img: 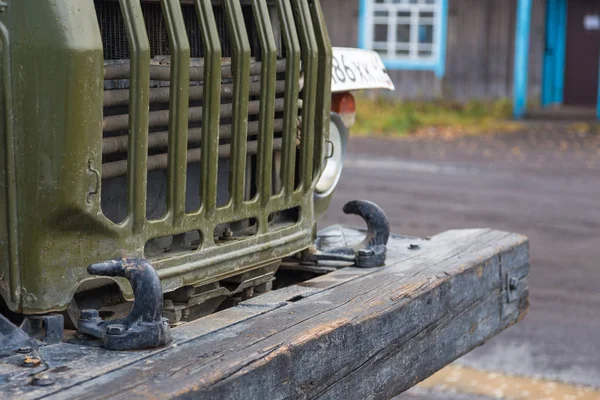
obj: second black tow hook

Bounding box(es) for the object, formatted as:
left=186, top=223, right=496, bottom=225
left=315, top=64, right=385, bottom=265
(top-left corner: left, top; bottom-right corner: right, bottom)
left=306, top=200, right=391, bottom=268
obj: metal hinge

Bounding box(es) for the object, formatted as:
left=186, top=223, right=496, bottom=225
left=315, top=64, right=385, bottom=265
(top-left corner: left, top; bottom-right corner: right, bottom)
left=87, top=159, right=101, bottom=204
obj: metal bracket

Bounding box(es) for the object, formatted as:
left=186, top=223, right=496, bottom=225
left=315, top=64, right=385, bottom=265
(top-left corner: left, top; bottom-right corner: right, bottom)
left=86, top=159, right=101, bottom=204
left=506, top=274, right=519, bottom=303
left=76, top=258, right=171, bottom=350
left=325, top=139, right=335, bottom=159
left=304, top=200, right=390, bottom=268
left=20, top=314, right=64, bottom=345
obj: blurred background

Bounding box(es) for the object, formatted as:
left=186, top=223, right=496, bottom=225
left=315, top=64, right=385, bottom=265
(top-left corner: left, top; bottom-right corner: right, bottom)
left=321, top=0, right=600, bottom=399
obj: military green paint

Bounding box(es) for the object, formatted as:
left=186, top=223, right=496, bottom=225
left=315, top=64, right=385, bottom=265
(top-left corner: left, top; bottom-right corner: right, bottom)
left=0, top=0, right=330, bottom=314
left=195, top=0, right=222, bottom=216
left=0, top=20, right=19, bottom=306
left=253, top=0, right=278, bottom=213
left=0, top=0, right=109, bottom=313
left=310, top=0, right=334, bottom=220
left=120, top=0, right=151, bottom=233
left=275, top=0, right=301, bottom=199
left=161, top=0, right=191, bottom=226
left=292, top=0, right=318, bottom=193
left=223, top=0, right=251, bottom=210
left=310, top=0, right=333, bottom=182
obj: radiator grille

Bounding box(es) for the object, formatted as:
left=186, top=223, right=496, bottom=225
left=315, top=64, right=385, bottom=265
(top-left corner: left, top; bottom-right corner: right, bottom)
left=95, top=1, right=235, bottom=60
left=93, top=0, right=330, bottom=261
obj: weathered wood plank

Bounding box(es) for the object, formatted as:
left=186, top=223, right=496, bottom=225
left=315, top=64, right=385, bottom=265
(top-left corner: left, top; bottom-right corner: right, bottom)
left=29, top=227, right=529, bottom=400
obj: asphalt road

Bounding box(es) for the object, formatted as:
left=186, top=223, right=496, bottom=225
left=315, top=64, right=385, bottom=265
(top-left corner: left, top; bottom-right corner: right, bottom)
left=320, top=122, right=600, bottom=398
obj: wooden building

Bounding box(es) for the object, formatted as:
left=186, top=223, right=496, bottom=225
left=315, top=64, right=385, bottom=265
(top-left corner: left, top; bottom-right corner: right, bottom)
left=321, top=0, right=600, bottom=119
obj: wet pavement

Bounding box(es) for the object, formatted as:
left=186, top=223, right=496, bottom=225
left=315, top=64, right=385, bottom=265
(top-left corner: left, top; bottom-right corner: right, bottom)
left=320, top=121, right=600, bottom=399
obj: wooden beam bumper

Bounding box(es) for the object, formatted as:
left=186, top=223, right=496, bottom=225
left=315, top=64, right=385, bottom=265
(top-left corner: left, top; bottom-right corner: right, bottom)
left=6, top=228, right=529, bottom=400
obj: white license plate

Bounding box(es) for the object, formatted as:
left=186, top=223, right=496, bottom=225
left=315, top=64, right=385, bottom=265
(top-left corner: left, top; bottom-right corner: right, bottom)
left=331, top=47, right=395, bottom=93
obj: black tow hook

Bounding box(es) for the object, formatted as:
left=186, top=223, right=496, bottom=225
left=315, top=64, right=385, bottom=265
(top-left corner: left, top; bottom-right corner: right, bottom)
left=306, top=200, right=391, bottom=268
left=76, top=258, right=171, bottom=350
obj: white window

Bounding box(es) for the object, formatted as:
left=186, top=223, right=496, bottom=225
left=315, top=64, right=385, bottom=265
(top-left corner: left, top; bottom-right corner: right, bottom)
left=363, top=0, right=444, bottom=64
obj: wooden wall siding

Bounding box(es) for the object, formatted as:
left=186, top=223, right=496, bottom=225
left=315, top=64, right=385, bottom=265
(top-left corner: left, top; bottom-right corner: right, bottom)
left=322, top=0, right=546, bottom=101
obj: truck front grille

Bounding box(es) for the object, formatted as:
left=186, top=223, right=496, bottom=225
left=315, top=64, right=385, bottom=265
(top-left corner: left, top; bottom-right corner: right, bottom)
left=96, top=1, right=233, bottom=60
left=93, top=0, right=331, bottom=261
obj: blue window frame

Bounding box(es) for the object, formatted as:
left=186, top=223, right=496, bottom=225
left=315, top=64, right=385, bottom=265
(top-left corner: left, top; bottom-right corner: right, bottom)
left=358, top=0, right=448, bottom=78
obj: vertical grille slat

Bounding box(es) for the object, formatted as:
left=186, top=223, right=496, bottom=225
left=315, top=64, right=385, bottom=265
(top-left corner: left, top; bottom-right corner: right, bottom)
left=223, top=0, right=251, bottom=209
left=252, top=0, right=277, bottom=209
left=291, top=0, right=318, bottom=193
left=119, top=0, right=151, bottom=232
left=275, top=0, right=301, bottom=198
left=161, top=0, right=191, bottom=225
left=196, top=0, right=222, bottom=216
left=309, top=0, right=332, bottom=182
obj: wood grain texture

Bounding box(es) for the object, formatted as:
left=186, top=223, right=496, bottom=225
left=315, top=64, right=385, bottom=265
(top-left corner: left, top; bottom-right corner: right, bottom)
left=1, top=227, right=528, bottom=400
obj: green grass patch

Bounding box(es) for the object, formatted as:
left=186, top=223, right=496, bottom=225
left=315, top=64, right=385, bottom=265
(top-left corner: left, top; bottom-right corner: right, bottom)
left=352, top=96, right=523, bottom=137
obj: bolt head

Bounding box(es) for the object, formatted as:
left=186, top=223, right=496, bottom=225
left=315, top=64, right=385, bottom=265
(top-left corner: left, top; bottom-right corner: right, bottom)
left=508, top=277, right=518, bottom=290
left=409, top=244, right=421, bottom=251
left=31, top=376, right=55, bottom=387
left=358, top=249, right=374, bottom=257
left=106, top=324, right=126, bottom=336
left=16, top=346, right=32, bottom=354
left=80, top=309, right=99, bottom=320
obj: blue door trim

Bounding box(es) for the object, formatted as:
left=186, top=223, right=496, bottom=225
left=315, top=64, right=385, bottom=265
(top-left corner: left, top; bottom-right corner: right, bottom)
left=513, top=0, right=533, bottom=119
left=597, top=57, right=600, bottom=119
left=357, top=0, right=448, bottom=78
left=358, top=0, right=368, bottom=50
left=436, top=0, right=448, bottom=78
left=542, top=0, right=567, bottom=107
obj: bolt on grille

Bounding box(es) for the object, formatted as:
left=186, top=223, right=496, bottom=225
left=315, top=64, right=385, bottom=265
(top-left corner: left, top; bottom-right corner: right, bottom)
left=94, top=0, right=331, bottom=260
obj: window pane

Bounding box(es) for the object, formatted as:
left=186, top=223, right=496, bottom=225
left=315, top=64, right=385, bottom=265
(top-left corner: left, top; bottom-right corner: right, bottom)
left=396, top=24, right=411, bottom=43
left=375, top=49, right=388, bottom=57
left=418, top=25, right=434, bottom=44
left=374, top=24, right=388, bottom=42
left=397, top=11, right=411, bottom=23
left=367, top=0, right=441, bottom=63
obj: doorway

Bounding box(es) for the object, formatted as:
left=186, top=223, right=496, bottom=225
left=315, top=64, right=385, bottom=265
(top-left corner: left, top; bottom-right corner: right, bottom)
left=563, top=0, right=600, bottom=106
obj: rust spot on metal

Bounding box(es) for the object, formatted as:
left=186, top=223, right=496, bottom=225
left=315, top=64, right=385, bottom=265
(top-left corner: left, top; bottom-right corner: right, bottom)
left=22, top=355, right=41, bottom=367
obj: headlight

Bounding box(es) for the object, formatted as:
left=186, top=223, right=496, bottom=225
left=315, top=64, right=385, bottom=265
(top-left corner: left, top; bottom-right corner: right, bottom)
left=315, top=113, right=348, bottom=201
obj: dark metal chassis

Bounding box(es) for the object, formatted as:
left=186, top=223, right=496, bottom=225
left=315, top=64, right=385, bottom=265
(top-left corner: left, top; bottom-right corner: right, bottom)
left=0, top=225, right=529, bottom=400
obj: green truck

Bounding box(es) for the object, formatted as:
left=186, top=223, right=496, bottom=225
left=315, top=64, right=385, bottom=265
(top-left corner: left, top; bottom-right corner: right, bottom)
left=0, top=1, right=529, bottom=398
